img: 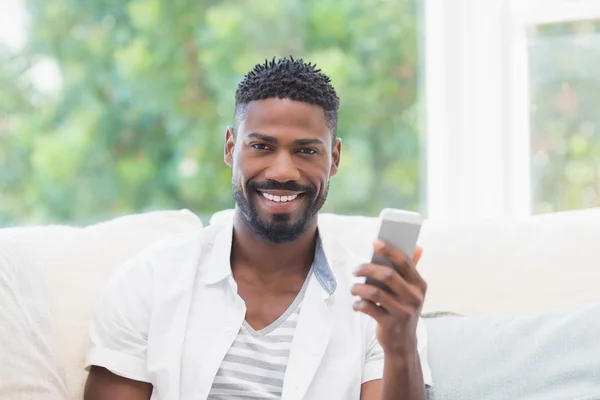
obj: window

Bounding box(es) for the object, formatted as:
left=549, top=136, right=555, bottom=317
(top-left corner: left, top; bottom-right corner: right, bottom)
left=0, top=0, right=427, bottom=226
left=528, top=19, right=600, bottom=214
left=425, top=0, right=600, bottom=221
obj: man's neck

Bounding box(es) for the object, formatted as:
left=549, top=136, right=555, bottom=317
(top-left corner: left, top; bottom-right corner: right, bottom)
left=230, top=210, right=318, bottom=285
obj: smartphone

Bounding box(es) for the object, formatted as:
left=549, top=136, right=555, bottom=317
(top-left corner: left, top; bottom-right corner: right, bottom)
left=365, top=208, right=423, bottom=292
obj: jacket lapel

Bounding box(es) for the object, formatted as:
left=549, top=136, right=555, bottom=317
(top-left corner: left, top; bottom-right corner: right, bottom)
left=281, top=273, right=333, bottom=400
left=180, top=223, right=247, bottom=399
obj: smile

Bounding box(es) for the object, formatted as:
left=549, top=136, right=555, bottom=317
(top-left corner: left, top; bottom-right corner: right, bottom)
left=258, top=191, right=300, bottom=203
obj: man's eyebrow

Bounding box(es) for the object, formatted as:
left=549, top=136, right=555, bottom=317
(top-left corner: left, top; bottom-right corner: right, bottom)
left=294, top=138, right=325, bottom=146
left=247, top=132, right=278, bottom=143
left=246, top=133, right=325, bottom=147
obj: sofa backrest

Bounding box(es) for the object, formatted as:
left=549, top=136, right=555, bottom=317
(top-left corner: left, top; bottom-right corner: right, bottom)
left=212, top=207, right=600, bottom=316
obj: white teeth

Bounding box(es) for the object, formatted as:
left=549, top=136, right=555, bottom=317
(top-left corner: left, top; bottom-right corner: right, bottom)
left=260, top=192, right=298, bottom=203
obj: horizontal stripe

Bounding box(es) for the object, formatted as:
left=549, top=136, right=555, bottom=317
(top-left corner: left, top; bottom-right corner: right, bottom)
left=228, top=344, right=291, bottom=359
left=241, top=319, right=298, bottom=333
left=234, top=335, right=294, bottom=351
left=208, top=396, right=278, bottom=400
left=215, top=362, right=286, bottom=379
left=210, top=382, right=281, bottom=396
left=210, top=377, right=282, bottom=393
left=238, top=329, right=296, bottom=339
left=218, top=360, right=286, bottom=377
left=232, top=337, right=292, bottom=353
left=215, top=369, right=284, bottom=387
left=242, top=334, right=294, bottom=344
left=223, top=354, right=287, bottom=373
left=208, top=392, right=279, bottom=399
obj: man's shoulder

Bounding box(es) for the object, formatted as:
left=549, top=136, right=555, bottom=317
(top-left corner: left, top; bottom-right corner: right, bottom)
left=128, top=223, right=224, bottom=275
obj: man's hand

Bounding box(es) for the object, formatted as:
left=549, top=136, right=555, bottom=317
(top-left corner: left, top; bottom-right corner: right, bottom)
left=351, top=240, right=426, bottom=356
left=353, top=240, right=427, bottom=400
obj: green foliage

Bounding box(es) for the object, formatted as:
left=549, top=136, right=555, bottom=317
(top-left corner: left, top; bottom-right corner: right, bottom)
left=0, top=0, right=425, bottom=226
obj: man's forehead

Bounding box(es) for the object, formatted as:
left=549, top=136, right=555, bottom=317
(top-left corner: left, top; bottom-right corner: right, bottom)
left=242, top=98, right=327, bottom=127
left=237, top=126, right=331, bottom=147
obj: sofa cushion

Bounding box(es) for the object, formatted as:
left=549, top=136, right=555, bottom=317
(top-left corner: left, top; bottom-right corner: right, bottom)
left=41, top=209, right=203, bottom=399
left=424, top=302, right=600, bottom=400
left=0, top=234, right=68, bottom=399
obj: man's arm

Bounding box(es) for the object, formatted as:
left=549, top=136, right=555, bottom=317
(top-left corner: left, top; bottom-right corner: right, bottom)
left=84, top=366, right=152, bottom=400
left=359, top=352, right=426, bottom=400
left=84, top=255, right=154, bottom=398
left=353, top=244, right=429, bottom=400
left=360, top=380, right=382, bottom=400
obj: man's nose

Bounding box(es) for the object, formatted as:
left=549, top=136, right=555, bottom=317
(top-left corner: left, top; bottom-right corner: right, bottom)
left=264, top=151, right=301, bottom=183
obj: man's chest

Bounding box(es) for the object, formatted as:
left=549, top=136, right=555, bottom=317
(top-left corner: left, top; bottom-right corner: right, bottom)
left=233, top=265, right=310, bottom=331
left=240, top=288, right=299, bottom=331
left=172, top=279, right=365, bottom=400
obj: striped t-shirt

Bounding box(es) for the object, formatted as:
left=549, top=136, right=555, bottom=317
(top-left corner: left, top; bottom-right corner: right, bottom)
left=207, top=269, right=312, bottom=399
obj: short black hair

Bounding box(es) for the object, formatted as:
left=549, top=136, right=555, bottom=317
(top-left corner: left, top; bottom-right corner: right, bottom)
left=234, top=56, right=340, bottom=137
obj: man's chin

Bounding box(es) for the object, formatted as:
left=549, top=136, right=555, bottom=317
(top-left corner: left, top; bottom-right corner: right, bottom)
left=246, top=213, right=310, bottom=243
left=262, top=211, right=292, bottom=223
left=253, top=203, right=298, bottom=223
left=254, top=223, right=304, bottom=243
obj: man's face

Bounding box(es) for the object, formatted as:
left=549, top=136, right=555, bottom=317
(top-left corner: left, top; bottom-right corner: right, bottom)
left=225, top=98, right=341, bottom=243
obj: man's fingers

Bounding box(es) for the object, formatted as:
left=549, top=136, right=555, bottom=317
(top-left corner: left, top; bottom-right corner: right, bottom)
left=352, top=299, right=387, bottom=321
left=354, top=264, right=425, bottom=308
left=351, top=282, right=419, bottom=313
left=354, top=263, right=411, bottom=296
left=351, top=282, right=424, bottom=320
left=373, top=240, right=425, bottom=286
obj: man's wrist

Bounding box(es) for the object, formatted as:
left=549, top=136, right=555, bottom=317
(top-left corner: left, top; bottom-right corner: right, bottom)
left=381, top=349, right=426, bottom=400
left=383, top=333, right=419, bottom=365
left=385, top=349, right=420, bottom=370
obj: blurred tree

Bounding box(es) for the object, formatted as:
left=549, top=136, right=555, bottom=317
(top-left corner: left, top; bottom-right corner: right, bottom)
left=0, top=0, right=425, bottom=226
left=529, top=19, right=600, bottom=214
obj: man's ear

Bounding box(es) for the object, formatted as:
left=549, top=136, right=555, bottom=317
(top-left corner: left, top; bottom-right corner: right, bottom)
left=224, top=127, right=235, bottom=167
left=330, top=137, right=342, bottom=177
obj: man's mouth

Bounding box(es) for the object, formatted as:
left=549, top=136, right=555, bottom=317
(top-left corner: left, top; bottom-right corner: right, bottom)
left=257, top=190, right=304, bottom=204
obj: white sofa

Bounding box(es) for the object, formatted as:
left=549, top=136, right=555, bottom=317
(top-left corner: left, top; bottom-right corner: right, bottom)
left=1, top=208, right=600, bottom=399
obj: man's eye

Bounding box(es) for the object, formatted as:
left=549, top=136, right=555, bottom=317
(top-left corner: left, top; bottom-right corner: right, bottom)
left=298, top=148, right=318, bottom=155
left=251, top=143, right=270, bottom=150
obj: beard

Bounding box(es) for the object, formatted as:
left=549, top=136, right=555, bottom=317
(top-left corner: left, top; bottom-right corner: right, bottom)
left=232, top=178, right=328, bottom=244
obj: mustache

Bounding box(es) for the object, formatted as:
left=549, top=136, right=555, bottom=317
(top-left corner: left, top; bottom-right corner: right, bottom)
left=248, top=180, right=315, bottom=193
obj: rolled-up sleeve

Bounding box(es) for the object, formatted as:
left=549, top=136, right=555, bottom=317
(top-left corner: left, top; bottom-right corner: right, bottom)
left=362, top=320, right=385, bottom=384
left=362, top=318, right=433, bottom=387
left=84, top=255, right=153, bottom=383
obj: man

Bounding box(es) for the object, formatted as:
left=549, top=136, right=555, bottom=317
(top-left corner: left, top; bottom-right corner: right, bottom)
left=84, top=57, right=432, bottom=400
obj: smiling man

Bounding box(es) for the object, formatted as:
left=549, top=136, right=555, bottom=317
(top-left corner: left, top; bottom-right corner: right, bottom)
left=83, top=57, right=432, bottom=400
